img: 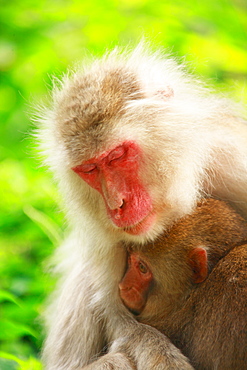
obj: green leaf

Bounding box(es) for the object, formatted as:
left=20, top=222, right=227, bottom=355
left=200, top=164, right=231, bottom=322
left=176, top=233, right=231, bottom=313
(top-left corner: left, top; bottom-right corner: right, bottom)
left=0, top=319, right=38, bottom=341
left=23, top=205, right=63, bottom=246
left=0, top=290, right=22, bottom=306
left=0, top=352, right=43, bottom=370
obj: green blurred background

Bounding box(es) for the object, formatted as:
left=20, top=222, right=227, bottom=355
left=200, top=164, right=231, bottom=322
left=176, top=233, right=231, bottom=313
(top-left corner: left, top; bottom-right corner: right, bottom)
left=0, top=0, right=246, bottom=368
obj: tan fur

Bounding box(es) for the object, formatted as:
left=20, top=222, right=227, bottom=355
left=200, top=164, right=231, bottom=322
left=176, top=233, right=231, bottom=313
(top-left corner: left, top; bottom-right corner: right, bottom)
left=37, top=43, right=247, bottom=369
left=129, top=199, right=247, bottom=369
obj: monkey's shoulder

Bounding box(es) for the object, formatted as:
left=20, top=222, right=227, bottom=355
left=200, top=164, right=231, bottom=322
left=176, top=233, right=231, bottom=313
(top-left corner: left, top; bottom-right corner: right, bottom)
left=191, top=244, right=247, bottom=311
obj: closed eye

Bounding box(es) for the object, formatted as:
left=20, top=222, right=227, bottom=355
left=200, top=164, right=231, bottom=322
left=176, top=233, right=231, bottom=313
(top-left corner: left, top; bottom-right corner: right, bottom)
left=72, top=163, right=96, bottom=174
left=108, top=145, right=126, bottom=163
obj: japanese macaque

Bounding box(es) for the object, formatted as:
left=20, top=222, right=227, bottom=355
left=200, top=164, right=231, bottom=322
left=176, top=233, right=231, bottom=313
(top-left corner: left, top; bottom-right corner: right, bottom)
left=120, top=198, right=247, bottom=369
left=38, top=43, right=247, bottom=369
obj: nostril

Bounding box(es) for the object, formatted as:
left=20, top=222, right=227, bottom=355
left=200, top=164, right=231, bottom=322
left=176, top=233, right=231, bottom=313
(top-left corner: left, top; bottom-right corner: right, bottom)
left=113, top=200, right=125, bottom=220
left=119, top=200, right=124, bottom=209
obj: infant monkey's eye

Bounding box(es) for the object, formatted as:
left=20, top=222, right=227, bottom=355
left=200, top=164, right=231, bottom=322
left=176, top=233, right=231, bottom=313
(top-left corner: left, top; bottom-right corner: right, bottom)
left=139, top=261, right=148, bottom=274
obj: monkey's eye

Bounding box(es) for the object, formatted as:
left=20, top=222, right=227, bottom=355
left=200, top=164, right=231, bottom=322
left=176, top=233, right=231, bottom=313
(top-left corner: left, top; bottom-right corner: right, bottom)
left=73, top=164, right=96, bottom=174
left=108, top=145, right=126, bottom=164
left=139, top=261, right=148, bottom=274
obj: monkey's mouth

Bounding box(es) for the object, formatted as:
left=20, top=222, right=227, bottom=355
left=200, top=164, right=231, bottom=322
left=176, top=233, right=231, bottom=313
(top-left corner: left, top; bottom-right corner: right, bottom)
left=123, top=212, right=156, bottom=235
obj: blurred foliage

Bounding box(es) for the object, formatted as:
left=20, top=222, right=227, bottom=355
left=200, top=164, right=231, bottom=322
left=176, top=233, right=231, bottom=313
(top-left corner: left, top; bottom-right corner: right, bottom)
left=0, top=0, right=246, bottom=368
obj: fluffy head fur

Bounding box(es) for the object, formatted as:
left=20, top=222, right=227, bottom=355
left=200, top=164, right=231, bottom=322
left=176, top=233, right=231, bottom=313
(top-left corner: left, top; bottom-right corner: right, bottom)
left=38, top=43, right=247, bottom=245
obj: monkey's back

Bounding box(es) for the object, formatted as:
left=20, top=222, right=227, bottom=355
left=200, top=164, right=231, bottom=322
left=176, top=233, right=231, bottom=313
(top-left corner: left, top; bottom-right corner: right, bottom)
left=179, top=243, right=247, bottom=370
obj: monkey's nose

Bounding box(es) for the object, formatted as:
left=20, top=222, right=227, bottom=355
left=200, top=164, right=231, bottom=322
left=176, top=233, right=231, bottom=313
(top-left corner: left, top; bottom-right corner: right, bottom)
left=109, top=198, right=124, bottom=211
left=114, top=200, right=125, bottom=219
left=119, top=199, right=124, bottom=209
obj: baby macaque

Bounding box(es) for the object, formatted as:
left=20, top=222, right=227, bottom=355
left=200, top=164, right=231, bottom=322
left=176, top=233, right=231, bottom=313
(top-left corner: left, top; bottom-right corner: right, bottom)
left=120, top=199, right=247, bottom=369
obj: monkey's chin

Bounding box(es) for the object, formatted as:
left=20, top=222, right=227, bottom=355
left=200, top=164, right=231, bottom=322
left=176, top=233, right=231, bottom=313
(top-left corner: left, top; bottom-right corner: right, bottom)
left=123, top=212, right=156, bottom=236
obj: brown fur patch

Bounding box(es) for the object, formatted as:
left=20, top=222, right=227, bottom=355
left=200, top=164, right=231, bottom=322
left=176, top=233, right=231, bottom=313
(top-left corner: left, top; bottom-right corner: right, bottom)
left=55, top=66, right=144, bottom=161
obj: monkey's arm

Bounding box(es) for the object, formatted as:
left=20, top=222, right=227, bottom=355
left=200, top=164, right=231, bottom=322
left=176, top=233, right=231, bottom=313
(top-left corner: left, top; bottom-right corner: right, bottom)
left=44, top=275, right=194, bottom=370
left=80, top=312, right=194, bottom=370
left=106, top=321, right=194, bottom=370
left=187, top=244, right=247, bottom=369
left=82, top=352, right=136, bottom=370
left=42, top=267, right=107, bottom=369
left=43, top=242, right=193, bottom=370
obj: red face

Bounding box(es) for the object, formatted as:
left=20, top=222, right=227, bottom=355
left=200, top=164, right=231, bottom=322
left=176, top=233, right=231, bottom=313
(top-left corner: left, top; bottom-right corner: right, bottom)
left=119, top=252, right=152, bottom=314
left=72, top=141, right=154, bottom=235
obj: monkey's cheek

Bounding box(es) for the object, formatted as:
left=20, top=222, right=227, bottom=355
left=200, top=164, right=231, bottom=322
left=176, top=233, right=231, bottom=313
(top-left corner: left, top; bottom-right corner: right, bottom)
left=120, top=289, right=146, bottom=314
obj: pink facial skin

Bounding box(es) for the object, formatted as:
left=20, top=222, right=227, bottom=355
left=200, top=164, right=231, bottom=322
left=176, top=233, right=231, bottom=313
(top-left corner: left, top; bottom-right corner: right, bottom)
left=72, top=141, right=154, bottom=235
left=119, top=248, right=208, bottom=314
left=119, top=253, right=152, bottom=314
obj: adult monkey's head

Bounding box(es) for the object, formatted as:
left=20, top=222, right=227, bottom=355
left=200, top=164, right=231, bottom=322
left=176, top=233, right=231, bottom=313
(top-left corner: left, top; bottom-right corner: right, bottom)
left=39, top=44, right=245, bottom=243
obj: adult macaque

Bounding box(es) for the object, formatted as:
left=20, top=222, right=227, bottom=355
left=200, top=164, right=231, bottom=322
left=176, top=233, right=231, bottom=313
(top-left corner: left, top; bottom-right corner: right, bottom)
left=120, top=198, right=247, bottom=369
left=38, top=43, right=247, bottom=369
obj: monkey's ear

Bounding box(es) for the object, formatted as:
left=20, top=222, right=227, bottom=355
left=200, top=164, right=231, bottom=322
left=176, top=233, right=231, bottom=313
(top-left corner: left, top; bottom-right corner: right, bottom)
left=188, top=247, right=208, bottom=284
